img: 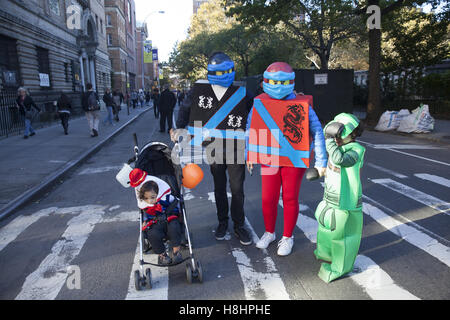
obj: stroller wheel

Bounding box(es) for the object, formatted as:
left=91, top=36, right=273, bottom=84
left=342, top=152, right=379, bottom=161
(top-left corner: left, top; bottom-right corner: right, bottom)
left=145, top=268, right=152, bottom=289
left=196, top=260, right=203, bottom=283
left=185, top=263, right=193, bottom=284
left=134, top=270, right=143, bottom=291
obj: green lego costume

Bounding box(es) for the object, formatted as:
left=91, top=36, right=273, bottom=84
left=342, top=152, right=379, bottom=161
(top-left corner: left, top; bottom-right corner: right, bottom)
left=313, top=113, right=365, bottom=283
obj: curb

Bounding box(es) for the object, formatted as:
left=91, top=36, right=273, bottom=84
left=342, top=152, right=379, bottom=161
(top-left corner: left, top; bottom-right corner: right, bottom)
left=0, top=107, right=151, bottom=222
left=366, top=127, right=450, bottom=146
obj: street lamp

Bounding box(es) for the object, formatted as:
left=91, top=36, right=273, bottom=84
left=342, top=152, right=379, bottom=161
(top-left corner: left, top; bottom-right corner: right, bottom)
left=141, top=10, right=165, bottom=91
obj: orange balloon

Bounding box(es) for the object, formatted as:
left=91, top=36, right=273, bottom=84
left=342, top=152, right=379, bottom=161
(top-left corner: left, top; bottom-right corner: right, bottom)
left=182, top=163, right=204, bottom=189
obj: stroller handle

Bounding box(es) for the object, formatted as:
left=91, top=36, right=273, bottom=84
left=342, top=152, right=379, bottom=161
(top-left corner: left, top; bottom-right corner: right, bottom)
left=133, top=133, right=138, bottom=148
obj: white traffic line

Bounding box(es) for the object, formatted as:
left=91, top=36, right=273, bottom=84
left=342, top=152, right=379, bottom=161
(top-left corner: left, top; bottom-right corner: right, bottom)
left=414, top=173, right=450, bottom=189
left=366, top=163, right=408, bottom=179
left=0, top=207, right=57, bottom=253
left=363, top=202, right=450, bottom=267
left=125, top=238, right=169, bottom=300
left=363, top=144, right=443, bottom=150
left=371, top=178, right=450, bottom=215
left=207, top=193, right=290, bottom=300
left=15, top=205, right=107, bottom=300
left=0, top=205, right=105, bottom=253
left=358, top=140, right=450, bottom=167
left=283, top=202, right=419, bottom=300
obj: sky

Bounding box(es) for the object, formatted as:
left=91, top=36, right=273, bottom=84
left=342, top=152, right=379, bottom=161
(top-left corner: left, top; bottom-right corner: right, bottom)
left=134, top=0, right=193, bottom=63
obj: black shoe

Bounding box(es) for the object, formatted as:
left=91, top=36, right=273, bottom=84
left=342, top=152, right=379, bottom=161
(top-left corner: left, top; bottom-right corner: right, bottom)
left=93, top=129, right=98, bottom=137
left=234, top=226, right=252, bottom=246
left=24, top=135, right=28, bottom=139
left=158, top=253, right=172, bottom=265
left=172, top=251, right=183, bottom=264
left=215, top=222, right=228, bottom=240
left=30, top=132, right=35, bottom=136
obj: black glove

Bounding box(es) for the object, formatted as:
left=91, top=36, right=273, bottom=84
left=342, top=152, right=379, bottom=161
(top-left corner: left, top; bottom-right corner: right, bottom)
left=324, top=121, right=344, bottom=139
left=305, top=168, right=320, bottom=181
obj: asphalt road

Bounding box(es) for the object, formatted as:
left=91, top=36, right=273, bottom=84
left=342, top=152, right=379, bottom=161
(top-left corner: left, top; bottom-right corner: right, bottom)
left=0, top=109, right=449, bottom=300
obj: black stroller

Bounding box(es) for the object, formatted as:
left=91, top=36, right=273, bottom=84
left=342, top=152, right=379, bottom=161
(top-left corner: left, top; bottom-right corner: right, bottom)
left=124, top=134, right=203, bottom=290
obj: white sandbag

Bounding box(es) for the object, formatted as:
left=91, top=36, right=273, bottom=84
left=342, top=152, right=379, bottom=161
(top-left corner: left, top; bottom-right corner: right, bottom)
left=375, top=110, right=398, bottom=131
left=393, top=109, right=411, bottom=129
left=397, top=104, right=434, bottom=133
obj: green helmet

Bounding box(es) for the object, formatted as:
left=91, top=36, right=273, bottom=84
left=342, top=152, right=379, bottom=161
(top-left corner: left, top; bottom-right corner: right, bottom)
left=333, top=113, right=360, bottom=139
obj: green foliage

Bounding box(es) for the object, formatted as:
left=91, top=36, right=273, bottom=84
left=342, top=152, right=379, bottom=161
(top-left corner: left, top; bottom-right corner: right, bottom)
left=417, top=71, right=450, bottom=100
left=169, top=0, right=309, bottom=82
left=225, top=0, right=366, bottom=69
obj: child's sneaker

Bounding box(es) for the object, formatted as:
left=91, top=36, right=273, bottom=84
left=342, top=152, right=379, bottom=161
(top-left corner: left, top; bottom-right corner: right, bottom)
left=256, top=232, right=276, bottom=249
left=158, top=252, right=172, bottom=265
left=277, top=236, right=294, bottom=256
left=173, top=251, right=183, bottom=264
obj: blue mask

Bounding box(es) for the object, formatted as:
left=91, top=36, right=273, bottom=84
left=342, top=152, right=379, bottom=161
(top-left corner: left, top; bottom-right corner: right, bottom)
left=207, top=60, right=235, bottom=87
left=263, top=82, right=295, bottom=100
left=208, top=72, right=235, bottom=87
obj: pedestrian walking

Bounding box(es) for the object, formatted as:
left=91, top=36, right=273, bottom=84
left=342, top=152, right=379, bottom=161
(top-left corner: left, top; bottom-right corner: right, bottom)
left=151, top=88, right=160, bottom=119
left=145, top=91, right=151, bottom=107
left=171, top=52, right=254, bottom=246
left=158, top=84, right=176, bottom=133
left=113, top=90, right=121, bottom=122
left=102, top=88, right=115, bottom=126
left=246, top=62, right=327, bottom=256
left=131, top=90, right=138, bottom=109
left=81, top=83, right=100, bottom=137
left=16, top=87, right=41, bottom=139
left=56, top=92, right=72, bottom=135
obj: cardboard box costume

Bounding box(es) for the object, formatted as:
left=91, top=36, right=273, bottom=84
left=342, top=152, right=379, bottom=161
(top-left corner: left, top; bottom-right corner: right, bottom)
left=247, top=93, right=313, bottom=168
left=313, top=113, right=365, bottom=283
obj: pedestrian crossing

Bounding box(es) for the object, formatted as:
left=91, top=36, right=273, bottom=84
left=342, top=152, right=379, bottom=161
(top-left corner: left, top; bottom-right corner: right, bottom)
left=0, top=169, right=449, bottom=300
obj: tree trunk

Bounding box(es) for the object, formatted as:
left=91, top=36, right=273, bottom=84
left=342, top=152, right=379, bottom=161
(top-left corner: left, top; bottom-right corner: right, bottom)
left=366, top=27, right=382, bottom=126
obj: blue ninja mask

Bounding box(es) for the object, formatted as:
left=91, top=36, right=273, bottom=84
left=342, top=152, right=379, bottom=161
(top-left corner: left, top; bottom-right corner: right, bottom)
left=263, top=70, right=295, bottom=100
left=207, top=60, right=235, bottom=87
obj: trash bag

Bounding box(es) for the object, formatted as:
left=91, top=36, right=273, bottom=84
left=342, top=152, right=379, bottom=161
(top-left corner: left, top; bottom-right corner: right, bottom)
left=397, top=104, right=434, bottom=133
left=375, top=110, right=399, bottom=131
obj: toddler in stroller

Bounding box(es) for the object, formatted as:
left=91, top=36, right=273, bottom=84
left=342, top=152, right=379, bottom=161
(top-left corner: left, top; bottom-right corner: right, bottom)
left=116, top=136, right=203, bottom=289
left=131, top=169, right=183, bottom=265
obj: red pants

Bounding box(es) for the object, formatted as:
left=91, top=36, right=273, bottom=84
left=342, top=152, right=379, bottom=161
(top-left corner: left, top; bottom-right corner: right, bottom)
left=261, top=166, right=306, bottom=237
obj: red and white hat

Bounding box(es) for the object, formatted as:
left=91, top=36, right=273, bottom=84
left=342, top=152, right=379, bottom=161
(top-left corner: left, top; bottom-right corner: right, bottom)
left=129, top=168, right=148, bottom=188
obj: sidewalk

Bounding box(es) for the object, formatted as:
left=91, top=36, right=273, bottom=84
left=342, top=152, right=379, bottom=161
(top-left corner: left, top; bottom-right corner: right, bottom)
left=0, top=104, right=152, bottom=221
left=353, top=110, right=450, bottom=145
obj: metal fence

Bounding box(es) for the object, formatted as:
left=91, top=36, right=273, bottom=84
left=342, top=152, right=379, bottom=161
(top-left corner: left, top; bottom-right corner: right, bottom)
left=0, top=90, right=85, bottom=139
left=0, top=89, right=23, bottom=138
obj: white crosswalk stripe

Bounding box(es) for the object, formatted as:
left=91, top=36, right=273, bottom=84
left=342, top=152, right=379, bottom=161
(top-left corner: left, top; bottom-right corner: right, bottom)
left=362, top=202, right=450, bottom=267
left=2, top=168, right=449, bottom=300
left=15, top=205, right=107, bottom=300
left=287, top=201, right=419, bottom=300
left=207, top=194, right=290, bottom=300
left=371, top=178, right=450, bottom=215
left=414, top=173, right=450, bottom=189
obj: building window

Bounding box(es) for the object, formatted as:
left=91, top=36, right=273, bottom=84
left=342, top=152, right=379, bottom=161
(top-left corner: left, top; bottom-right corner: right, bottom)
left=100, top=19, right=103, bottom=34
left=128, top=1, right=132, bottom=24
left=106, top=14, right=112, bottom=26
left=107, top=34, right=113, bottom=46
left=36, top=47, right=51, bottom=88
left=64, top=62, right=70, bottom=83
left=48, top=0, right=60, bottom=16
left=95, top=15, right=99, bottom=30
